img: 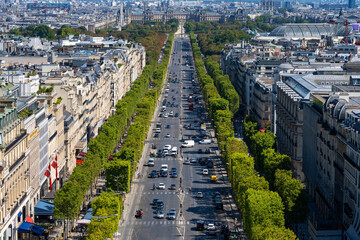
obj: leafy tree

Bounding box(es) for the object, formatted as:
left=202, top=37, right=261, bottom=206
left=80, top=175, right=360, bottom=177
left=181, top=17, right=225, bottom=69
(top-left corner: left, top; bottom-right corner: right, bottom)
left=252, top=225, right=297, bottom=240
left=274, top=169, right=305, bottom=219
left=261, top=148, right=291, bottom=185
left=54, top=182, right=83, bottom=238
left=250, top=131, right=276, bottom=165
left=106, top=160, right=131, bottom=192
left=244, top=189, right=285, bottom=239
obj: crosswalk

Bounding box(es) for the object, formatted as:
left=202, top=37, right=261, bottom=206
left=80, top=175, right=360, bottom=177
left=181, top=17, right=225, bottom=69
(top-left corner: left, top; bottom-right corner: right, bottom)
left=127, top=220, right=192, bottom=226
left=141, top=191, right=223, bottom=197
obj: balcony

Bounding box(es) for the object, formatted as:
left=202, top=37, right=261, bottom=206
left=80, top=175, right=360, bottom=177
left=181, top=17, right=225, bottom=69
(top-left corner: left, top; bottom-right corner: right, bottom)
left=10, top=192, right=27, bottom=218
left=9, top=153, right=26, bottom=173
left=5, top=131, right=27, bottom=154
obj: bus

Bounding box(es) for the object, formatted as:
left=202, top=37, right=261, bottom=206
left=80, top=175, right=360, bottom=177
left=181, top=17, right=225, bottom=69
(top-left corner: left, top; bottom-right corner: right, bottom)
left=189, top=103, right=193, bottom=110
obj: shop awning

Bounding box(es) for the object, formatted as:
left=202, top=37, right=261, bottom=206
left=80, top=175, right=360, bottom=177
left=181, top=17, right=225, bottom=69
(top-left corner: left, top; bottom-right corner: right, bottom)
left=18, top=222, right=45, bottom=235
left=34, top=200, right=54, bottom=215
left=31, top=224, right=45, bottom=235
left=18, top=222, right=33, bottom=233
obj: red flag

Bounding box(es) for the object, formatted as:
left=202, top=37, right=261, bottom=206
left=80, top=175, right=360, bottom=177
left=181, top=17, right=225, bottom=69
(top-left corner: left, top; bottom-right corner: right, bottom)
left=51, top=161, right=58, bottom=169
left=44, top=170, right=50, bottom=177
left=55, top=155, right=58, bottom=161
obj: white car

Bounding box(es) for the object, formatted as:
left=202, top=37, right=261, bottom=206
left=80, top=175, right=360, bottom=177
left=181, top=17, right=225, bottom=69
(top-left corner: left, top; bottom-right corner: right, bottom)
left=163, top=149, right=169, bottom=156
left=196, top=192, right=204, bottom=198
left=184, top=159, right=191, bottom=165
left=164, top=113, right=169, bottom=118
left=158, top=183, right=165, bottom=190
left=164, top=145, right=172, bottom=150
left=207, top=223, right=216, bottom=235
left=165, top=133, right=171, bottom=138
left=203, top=169, right=209, bottom=175
left=148, top=158, right=155, bottom=167
left=155, top=128, right=161, bottom=133
left=190, top=158, right=197, bottom=163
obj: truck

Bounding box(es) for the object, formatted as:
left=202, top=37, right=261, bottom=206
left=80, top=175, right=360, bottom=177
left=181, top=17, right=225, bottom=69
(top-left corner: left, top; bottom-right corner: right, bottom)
left=182, top=140, right=195, bottom=148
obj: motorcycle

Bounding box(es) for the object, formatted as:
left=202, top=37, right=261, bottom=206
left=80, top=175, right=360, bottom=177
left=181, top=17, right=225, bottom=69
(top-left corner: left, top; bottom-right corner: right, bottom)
left=135, top=209, right=143, bottom=218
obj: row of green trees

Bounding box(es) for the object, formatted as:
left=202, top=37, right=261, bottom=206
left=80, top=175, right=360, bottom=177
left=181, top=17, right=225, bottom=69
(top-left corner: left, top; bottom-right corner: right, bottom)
left=243, top=117, right=308, bottom=224
left=184, top=21, right=250, bottom=57
left=204, top=56, right=239, bottom=114
left=86, top=33, right=175, bottom=239
left=190, top=32, right=234, bottom=145
left=190, top=32, right=298, bottom=239
left=53, top=27, right=174, bottom=238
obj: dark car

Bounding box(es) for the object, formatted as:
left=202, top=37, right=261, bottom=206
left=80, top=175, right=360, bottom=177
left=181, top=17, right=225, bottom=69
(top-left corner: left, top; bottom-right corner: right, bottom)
left=170, top=184, right=176, bottom=190
left=152, top=144, right=157, bottom=149
left=166, top=124, right=171, bottom=129
left=159, top=113, right=164, bottom=117
left=154, top=133, right=159, bottom=138
left=171, top=172, right=178, bottom=178
left=157, top=149, right=164, bottom=157
left=160, top=170, right=168, bottom=177
left=175, top=113, right=179, bottom=117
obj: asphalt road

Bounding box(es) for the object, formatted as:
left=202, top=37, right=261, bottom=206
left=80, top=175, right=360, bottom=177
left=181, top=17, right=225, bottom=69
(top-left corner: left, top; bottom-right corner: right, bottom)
left=118, top=34, right=236, bottom=240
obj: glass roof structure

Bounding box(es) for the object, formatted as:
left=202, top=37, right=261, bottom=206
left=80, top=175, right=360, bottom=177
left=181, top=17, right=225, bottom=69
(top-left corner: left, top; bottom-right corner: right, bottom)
left=269, top=24, right=338, bottom=38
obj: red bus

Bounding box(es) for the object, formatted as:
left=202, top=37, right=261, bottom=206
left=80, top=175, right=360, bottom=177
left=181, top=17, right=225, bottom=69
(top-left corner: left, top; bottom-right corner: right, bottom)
left=189, top=103, right=194, bottom=110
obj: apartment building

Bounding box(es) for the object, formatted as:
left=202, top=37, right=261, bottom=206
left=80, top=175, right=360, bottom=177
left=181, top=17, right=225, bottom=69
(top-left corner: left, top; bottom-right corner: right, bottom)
left=0, top=98, right=30, bottom=240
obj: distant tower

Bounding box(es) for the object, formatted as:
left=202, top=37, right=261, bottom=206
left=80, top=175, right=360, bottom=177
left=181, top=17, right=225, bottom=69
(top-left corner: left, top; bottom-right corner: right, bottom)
left=117, top=2, right=124, bottom=26
left=349, top=0, right=356, bottom=8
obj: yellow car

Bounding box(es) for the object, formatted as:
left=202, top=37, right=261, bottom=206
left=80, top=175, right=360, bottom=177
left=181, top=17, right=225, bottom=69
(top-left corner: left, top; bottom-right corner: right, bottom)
left=211, top=175, right=217, bottom=182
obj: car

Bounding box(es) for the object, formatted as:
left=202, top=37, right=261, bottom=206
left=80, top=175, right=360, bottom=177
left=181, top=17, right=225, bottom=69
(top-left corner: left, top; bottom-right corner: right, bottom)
left=171, top=168, right=177, bottom=172
left=190, top=158, right=197, bottom=163
left=171, top=172, right=178, bottom=178
left=155, top=207, right=164, bottom=214
left=152, top=198, right=159, bottom=205
left=175, top=113, right=179, bottom=117
left=170, top=184, right=176, bottom=190
left=168, top=212, right=176, bottom=220
left=156, top=211, right=165, bottom=219
left=148, top=158, right=155, bottom=167
left=152, top=144, right=157, bottom=149
left=164, top=145, right=172, bottom=150
left=160, top=170, right=168, bottom=177
left=155, top=128, right=161, bottom=133
left=166, top=124, right=171, bottom=129
left=154, top=133, right=159, bottom=138
left=159, top=113, right=164, bottom=117
left=196, top=192, right=204, bottom=198
left=158, top=183, right=165, bottom=190
left=207, top=223, right=216, bottom=235
left=169, top=208, right=176, bottom=214
left=184, top=159, right=191, bottom=165
left=156, top=199, right=164, bottom=207
left=169, top=112, right=174, bottom=117
left=165, top=133, right=171, bottom=138
left=148, top=172, right=157, bottom=178
left=198, top=149, right=203, bottom=154
left=203, top=169, right=209, bottom=175
left=164, top=113, right=169, bottom=118
left=163, top=149, right=169, bottom=156
left=157, top=149, right=164, bottom=157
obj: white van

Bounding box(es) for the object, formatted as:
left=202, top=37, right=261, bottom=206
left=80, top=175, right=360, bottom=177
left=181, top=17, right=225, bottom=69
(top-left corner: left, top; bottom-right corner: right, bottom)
left=199, top=139, right=211, bottom=144
left=171, top=147, right=178, bottom=156
left=182, top=140, right=195, bottom=148
left=161, top=164, right=168, bottom=171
